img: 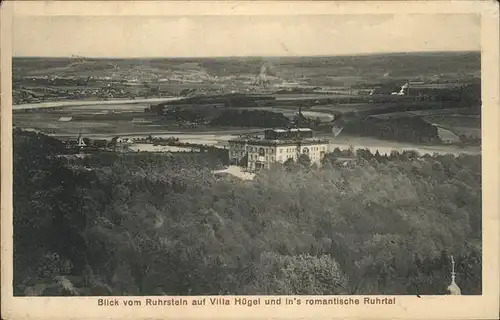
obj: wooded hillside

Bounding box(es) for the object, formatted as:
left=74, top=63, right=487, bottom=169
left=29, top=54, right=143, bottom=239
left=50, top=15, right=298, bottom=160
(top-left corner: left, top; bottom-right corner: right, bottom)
left=13, top=130, right=482, bottom=296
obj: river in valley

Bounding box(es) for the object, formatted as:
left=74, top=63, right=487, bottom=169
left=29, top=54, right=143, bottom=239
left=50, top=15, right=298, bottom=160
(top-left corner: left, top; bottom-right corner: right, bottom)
left=116, top=132, right=479, bottom=156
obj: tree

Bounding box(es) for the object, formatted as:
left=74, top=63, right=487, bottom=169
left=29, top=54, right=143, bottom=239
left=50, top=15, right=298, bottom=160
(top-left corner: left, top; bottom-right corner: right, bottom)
left=246, top=252, right=349, bottom=294
left=210, top=110, right=290, bottom=128
left=356, top=148, right=374, bottom=161
left=83, top=138, right=92, bottom=146
left=321, top=153, right=337, bottom=166
left=347, top=145, right=355, bottom=156
left=13, top=130, right=482, bottom=296
left=283, top=158, right=296, bottom=171
left=297, top=154, right=311, bottom=168
left=332, top=147, right=342, bottom=157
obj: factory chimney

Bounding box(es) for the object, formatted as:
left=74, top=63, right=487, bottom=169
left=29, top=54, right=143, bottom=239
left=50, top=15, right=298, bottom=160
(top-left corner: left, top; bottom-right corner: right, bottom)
left=257, top=65, right=269, bottom=88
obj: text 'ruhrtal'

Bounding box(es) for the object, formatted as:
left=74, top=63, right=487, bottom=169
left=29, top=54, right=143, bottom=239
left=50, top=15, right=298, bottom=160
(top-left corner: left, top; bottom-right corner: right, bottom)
left=97, top=297, right=397, bottom=307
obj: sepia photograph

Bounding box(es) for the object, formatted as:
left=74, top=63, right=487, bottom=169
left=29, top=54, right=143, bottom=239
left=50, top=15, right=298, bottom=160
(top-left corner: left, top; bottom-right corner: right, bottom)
left=1, top=1, right=499, bottom=319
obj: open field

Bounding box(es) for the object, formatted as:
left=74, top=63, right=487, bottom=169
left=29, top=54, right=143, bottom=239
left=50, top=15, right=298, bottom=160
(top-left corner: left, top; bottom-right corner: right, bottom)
left=424, top=115, right=481, bottom=138
left=13, top=97, right=182, bottom=111
left=369, top=108, right=481, bottom=139
left=14, top=115, right=259, bottom=137
left=423, top=114, right=481, bottom=128
left=374, top=107, right=480, bottom=117
left=14, top=99, right=475, bottom=136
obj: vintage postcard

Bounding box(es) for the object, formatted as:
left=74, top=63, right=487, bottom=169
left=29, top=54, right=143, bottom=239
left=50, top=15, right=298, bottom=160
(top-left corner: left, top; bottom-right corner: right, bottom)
left=1, top=1, right=499, bottom=319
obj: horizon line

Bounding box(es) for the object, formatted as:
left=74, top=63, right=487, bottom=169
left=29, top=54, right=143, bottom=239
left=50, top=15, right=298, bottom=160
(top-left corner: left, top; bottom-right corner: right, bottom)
left=13, top=50, right=480, bottom=60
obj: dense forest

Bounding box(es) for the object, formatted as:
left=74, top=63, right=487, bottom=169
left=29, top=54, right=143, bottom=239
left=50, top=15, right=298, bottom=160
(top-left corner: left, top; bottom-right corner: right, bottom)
left=209, top=109, right=290, bottom=128
left=342, top=116, right=443, bottom=144
left=13, top=129, right=481, bottom=296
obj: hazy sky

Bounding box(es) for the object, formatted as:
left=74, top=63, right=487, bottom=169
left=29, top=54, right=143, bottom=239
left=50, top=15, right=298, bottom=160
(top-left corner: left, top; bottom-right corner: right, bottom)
left=13, top=14, right=480, bottom=58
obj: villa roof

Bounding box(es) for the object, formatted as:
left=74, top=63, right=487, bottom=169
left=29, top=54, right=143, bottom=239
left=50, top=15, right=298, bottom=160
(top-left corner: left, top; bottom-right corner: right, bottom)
left=266, top=128, right=313, bottom=133
left=230, top=138, right=329, bottom=146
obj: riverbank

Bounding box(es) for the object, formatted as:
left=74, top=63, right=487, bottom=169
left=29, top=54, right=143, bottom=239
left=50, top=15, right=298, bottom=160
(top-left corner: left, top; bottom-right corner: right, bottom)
left=58, top=130, right=480, bottom=157
left=323, top=135, right=480, bottom=156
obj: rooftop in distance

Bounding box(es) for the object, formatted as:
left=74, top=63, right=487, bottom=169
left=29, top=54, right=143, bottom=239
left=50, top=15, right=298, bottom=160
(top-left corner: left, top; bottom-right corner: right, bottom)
left=230, top=127, right=328, bottom=146
left=229, top=137, right=330, bottom=146
left=271, top=128, right=313, bottom=133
